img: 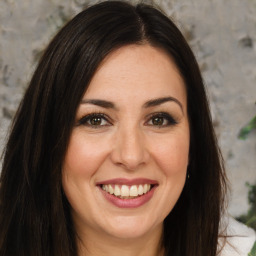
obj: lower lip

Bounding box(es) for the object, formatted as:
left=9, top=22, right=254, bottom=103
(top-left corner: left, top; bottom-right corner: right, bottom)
left=100, top=186, right=157, bottom=208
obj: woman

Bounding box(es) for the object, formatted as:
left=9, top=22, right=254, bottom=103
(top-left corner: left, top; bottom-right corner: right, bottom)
left=0, top=1, right=255, bottom=256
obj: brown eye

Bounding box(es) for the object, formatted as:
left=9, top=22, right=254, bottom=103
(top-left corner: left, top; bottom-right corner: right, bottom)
left=77, top=113, right=111, bottom=128
left=90, top=117, right=103, bottom=126
left=146, top=112, right=178, bottom=127
left=152, top=116, right=164, bottom=126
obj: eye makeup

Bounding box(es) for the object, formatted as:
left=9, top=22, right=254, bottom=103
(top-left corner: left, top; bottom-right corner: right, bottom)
left=145, top=112, right=178, bottom=127
left=76, top=110, right=179, bottom=130
left=76, top=112, right=112, bottom=128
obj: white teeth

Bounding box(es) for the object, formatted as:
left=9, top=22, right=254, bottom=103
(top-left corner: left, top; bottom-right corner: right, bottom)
left=121, top=185, right=129, bottom=196
left=129, top=185, right=138, bottom=197
left=114, top=185, right=121, bottom=196
left=138, top=185, right=144, bottom=195
left=143, top=184, right=148, bottom=194
left=102, top=184, right=152, bottom=198
left=108, top=185, right=114, bottom=194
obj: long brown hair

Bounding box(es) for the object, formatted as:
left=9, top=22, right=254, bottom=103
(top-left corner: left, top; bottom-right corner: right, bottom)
left=0, top=1, right=227, bottom=255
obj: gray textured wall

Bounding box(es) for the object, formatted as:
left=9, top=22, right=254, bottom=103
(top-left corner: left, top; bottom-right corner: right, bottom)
left=0, top=0, right=256, bottom=217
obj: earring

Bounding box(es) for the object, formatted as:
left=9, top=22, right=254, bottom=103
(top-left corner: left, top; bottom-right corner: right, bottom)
left=187, top=168, right=190, bottom=179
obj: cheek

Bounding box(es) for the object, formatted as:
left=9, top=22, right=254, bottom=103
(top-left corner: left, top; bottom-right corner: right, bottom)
left=61, top=131, right=111, bottom=221
left=63, top=131, right=110, bottom=178
left=151, top=134, right=189, bottom=217
left=151, top=133, right=190, bottom=176
left=153, top=131, right=190, bottom=214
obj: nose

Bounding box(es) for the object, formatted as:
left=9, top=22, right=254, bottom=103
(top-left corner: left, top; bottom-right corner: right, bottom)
left=110, top=125, right=150, bottom=171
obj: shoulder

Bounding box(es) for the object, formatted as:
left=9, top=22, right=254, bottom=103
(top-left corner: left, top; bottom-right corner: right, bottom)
left=219, top=216, right=256, bottom=256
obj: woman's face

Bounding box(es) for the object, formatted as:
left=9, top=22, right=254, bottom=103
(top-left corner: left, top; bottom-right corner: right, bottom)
left=62, top=44, right=190, bottom=242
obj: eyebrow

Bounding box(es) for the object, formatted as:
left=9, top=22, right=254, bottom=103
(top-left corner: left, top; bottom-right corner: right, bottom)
left=80, top=99, right=116, bottom=109
left=80, top=96, right=183, bottom=113
left=143, top=96, right=184, bottom=113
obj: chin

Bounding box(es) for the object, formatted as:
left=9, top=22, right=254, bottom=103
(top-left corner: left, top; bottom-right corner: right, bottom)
left=101, top=215, right=163, bottom=240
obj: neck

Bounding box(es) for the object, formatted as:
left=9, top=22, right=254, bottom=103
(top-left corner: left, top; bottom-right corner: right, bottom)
left=76, top=224, right=164, bottom=256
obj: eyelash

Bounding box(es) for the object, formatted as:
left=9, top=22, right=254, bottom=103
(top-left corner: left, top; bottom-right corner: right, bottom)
left=77, top=112, right=178, bottom=128
left=77, top=113, right=112, bottom=128
left=146, top=112, right=178, bottom=127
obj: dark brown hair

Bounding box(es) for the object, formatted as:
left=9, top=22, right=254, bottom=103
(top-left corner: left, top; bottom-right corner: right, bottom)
left=0, top=1, right=227, bottom=255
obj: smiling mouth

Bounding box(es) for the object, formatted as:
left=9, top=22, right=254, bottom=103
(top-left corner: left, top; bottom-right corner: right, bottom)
left=100, top=184, right=154, bottom=199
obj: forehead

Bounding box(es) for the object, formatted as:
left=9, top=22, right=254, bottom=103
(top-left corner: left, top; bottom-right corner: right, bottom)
left=84, top=44, right=187, bottom=108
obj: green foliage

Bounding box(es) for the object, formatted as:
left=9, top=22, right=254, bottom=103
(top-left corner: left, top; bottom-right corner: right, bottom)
left=238, top=116, right=256, bottom=140
left=237, top=183, right=256, bottom=231
left=249, top=241, right=256, bottom=256
left=237, top=112, right=256, bottom=234
left=237, top=111, right=256, bottom=255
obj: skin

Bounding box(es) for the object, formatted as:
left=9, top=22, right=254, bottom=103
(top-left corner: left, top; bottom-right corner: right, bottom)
left=62, top=44, right=190, bottom=256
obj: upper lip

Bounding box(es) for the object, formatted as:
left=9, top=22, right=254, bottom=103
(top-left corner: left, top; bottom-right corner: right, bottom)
left=96, top=178, right=158, bottom=186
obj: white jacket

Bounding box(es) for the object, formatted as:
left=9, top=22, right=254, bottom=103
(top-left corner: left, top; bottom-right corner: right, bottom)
left=219, top=216, right=256, bottom=256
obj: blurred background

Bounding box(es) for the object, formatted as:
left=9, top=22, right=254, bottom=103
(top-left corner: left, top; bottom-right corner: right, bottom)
left=0, top=0, right=255, bottom=223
